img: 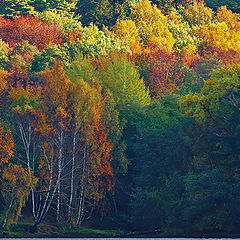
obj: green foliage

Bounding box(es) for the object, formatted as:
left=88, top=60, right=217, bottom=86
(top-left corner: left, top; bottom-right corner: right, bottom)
left=31, top=44, right=68, bottom=72
left=180, top=65, right=240, bottom=176
left=0, top=0, right=34, bottom=17
left=1, top=0, right=240, bottom=235
left=103, top=92, right=129, bottom=175
left=79, top=24, right=126, bottom=56
left=124, top=96, right=191, bottom=230
left=179, top=67, right=204, bottom=95
left=66, top=53, right=96, bottom=87
left=76, top=0, right=130, bottom=27
left=205, top=0, right=240, bottom=13
left=179, top=59, right=221, bottom=95
left=59, top=226, right=123, bottom=235
left=34, top=9, right=81, bottom=32
left=0, top=39, right=11, bottom=69
left=130, top=188, right=164, bottom=230
left=178, top=65, right=240, bottom=233
left=158, top=174, right=186, bottom=235
left=167, top=13, right=200, bottom=51
left=183, top=169, right=240, bottom=233
left=180, top=65, right=240, bottom=125
left=98, top=55, right=150, bottom=106
left=31, top=0, right=77, bottom=13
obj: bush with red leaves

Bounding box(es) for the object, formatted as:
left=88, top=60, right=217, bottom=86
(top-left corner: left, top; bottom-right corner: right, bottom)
left=0, top=16, right=65, bottom=50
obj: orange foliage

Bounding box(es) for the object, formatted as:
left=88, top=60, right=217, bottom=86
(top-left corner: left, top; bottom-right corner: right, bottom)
left=145, top=43, right=183, bottom=98
left=40, top=62, right=72, bottom=129
left=8, top=84, right=47, bottom=134
left=182, top=43, right=200, bottom=67
left=199, top=23, right=240, bottom=65
left=2, top=164, right=36, bottom=188
left=87, top=120, right=114, bottom=201
left=67, top=29, right=83, bottom=43
left=41, top=62, right=71, bottom=109
left=91, top=122, right=113, bottom=188
left=216, top=6, right=239, bottom=29
left=0, top=16, right=65, bottom=50
left=0, top=70, right=10, bottom=93
left=0, top=122, right=14, bottom=166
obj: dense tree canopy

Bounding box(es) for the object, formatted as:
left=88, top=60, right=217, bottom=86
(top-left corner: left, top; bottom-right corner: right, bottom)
left=0, top=0, right=240, bottom=237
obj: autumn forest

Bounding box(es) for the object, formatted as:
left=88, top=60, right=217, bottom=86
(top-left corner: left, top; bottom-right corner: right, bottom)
left=0, top=0, right=240, bottom=237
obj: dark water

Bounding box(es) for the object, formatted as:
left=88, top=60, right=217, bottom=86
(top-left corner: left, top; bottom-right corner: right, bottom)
left=6, top=238, right=236, bottom=240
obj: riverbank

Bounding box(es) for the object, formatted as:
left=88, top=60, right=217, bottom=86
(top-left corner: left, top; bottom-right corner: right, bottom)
left=0, top=225, right=124, bottom=238
left=0, top=232, right=119, bottom=238
left=1, top=229, right=240, bottom=239
left=1, top=223, right=240, bottom=239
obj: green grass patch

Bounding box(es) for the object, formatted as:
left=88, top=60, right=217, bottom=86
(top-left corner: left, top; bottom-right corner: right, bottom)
left=59, top=227, right=124, bottom=236
left=1, top=222, right=124, bottom=237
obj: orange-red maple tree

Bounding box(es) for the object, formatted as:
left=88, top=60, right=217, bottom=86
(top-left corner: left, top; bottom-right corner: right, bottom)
left=0, top=16, right=65, bottom=50
left=145, top=43, right=183, bottom=98
left=0, top=122, right=15, bottom=168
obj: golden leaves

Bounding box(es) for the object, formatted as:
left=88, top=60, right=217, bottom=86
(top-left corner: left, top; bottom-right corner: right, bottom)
left=0, top=70, right=10, bottom=93
left=0, top=122, right=14, bottom=165
left=0, top=16, right=65, bottom=50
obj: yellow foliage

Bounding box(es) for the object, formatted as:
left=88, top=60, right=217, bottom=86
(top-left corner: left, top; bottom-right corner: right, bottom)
left=113, top=19, right=140, bottom=47
left=83, top=23, right=100, bottom=44
left=2, top=164, right=38, bottom=225
left=8, top=85, right=41, bottom=115
left=216, top=6, right=240, bottom=30
left=199, top=22, right=240, bottom=64
left=181, top=43, right=198, bottom=66
left=216, top=6, right=237, bottom=24
left=0, top=70, right=10, bottom=93
left=131, top=0, right=175, bottom=50
left=41, top=62, right=71, bottom=109
left=167, top=10, right=183, bottom=25
left=184, top=0, right=213, bottom=26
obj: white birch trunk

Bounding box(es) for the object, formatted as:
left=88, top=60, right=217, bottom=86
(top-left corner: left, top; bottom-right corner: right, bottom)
left=68, top=130, right=77, bottom=216
left=57, top=128, right=64, bottom=222
left=77, top=144, right=87, bottom=225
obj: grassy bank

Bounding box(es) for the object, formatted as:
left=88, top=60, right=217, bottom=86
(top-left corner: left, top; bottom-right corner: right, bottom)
left=0, top=223, right=124, bottom=238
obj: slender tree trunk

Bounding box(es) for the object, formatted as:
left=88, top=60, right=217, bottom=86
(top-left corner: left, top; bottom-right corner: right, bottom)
left=77, top=144, right=87, bottom=226
left=30, top=221, right=39, bottom=233
left=57, top=128, right=64, bottom=222
left=69, top=131, right=77, bottom=217
left=2, top=191, right=14, bottom=228
left=17, top=120, right=37, bottom=223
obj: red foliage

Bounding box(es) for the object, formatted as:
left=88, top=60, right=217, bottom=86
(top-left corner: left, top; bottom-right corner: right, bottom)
left=95, top=123, right=114, bottom=190
left=88, top=120, right=114, bottom=195
left=8, top=65, right=30, bottom=86
left=145, top=43, right=183, bottom=98
left=0, top=16, right=65, bottom=50
left=0, top=122, right=14, bottom=167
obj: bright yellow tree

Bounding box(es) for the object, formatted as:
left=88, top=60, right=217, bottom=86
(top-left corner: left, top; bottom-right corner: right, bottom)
left=216, top=6, right=240, bottom=30
left=199, top=22, right=240, bottom=65
left=131, top=0, right=175, bottom=50
left=2, top=164, right=37, bottom=227
left=112, top=19, right=141, bottom=53
left=184, top=0, right=213, bottom=26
